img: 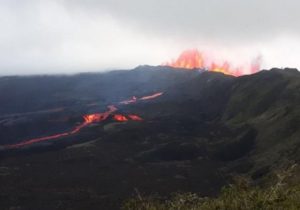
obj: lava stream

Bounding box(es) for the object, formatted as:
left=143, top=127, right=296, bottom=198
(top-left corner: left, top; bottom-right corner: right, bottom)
left=119, top=96, right=137, bottom=105
left=83, top=105, right=117, bottom=124
left=114, top=114, right=128, bottom=122
left=119, top=92, right=163, bottom=105
left=127, top=115, right=143, bottom=121
left=140, top=92, right=163, bottom=100
left=5, top=122, right=89, bottom=149
left=4, top=92, right=163, bottom=149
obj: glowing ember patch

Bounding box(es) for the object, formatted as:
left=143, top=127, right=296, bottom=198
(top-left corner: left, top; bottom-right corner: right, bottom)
left=114, top=114, right=128, bottom=122
left=164, top=49, right=261, bottom=76
left=140, top=92, right=163, bottom=100
left=128, top=115, right=143, bottom=121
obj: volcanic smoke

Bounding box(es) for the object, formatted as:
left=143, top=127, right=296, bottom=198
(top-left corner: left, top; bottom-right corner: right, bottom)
left=164, top=49, right=262, bottom=76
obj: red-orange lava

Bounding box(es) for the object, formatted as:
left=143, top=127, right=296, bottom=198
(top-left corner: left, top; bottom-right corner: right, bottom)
left=113, top=114, right=128, bottom=122
left=4, top=92, right=163, bottom=149
left=164, top=49, right=261, bottom=76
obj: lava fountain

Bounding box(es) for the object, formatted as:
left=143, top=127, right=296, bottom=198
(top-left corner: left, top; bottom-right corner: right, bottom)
left=164, top=49, right=261, bottom=76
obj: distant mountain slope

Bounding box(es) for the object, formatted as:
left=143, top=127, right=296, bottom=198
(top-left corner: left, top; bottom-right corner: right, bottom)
left=0, top=66, right=199, bottom=115
left=223, top=68, right=300, bottom=174
left=0, top=66, right=299, bottom=210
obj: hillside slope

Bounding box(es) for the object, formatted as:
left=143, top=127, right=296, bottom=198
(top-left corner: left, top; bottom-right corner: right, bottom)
left=0, top=67, right=299, bottom=210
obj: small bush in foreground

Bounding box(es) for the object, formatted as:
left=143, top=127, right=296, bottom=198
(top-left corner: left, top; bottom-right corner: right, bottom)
left=122, top=165, right=300, bottom=210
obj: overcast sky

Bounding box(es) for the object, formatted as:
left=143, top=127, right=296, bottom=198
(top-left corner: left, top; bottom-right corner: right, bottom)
left=0, top=0, right=300, bottom=75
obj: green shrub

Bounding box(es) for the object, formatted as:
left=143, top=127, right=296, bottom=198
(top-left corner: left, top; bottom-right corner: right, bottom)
left=122, top=165, right=300, bottom=210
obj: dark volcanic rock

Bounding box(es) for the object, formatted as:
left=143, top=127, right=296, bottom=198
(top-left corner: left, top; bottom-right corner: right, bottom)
left=136, top=142, right=204, bottom=162
left=0, top=66, right=299, bottom=210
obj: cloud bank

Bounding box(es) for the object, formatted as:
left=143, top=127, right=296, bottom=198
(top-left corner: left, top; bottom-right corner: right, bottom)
left=0, top=0, right=300, bottom=75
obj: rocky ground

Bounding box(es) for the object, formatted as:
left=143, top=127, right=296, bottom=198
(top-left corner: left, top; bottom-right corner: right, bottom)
left=0, top=66, right=299, bottom=209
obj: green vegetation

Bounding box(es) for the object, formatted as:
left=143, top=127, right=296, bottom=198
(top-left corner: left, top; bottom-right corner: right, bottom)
left=123, top=165, right=300, bottom=210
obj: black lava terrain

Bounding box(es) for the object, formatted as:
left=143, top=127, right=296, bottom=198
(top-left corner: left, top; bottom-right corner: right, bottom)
left=0, top=66, right=299, bottom=210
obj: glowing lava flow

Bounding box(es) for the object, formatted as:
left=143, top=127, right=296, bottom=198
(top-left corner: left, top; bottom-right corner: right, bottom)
left=4, top=92, right=163, bottom=149
left=113, top=114, right=143, bottom=122
left=5, top=122, right=89, bottom=149
left=83, top=105, right=117, bottom=123
left=114, top=114, right=128, bottom=122
left=164, top=49, right=261, bottom=76
left=140, top=92, right=164, bottom=100
left=127, top=115, right=143, bottom=121
left=119, top=96, right=137, bottom=105
left=119, top=92, right=163, bottom=105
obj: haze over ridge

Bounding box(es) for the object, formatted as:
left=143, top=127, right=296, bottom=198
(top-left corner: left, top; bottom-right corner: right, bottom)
left=0, top=0, right=300, bottom=75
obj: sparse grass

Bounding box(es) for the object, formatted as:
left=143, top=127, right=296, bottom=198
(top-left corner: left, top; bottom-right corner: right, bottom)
left=122, top=165, right=300, bottom=210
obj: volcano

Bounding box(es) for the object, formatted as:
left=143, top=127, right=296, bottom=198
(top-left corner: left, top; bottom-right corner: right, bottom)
left=0, top=66, right=299, bottom=210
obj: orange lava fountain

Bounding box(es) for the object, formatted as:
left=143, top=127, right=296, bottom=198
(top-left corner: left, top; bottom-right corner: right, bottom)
left=164, top=49, right=261, bottom=76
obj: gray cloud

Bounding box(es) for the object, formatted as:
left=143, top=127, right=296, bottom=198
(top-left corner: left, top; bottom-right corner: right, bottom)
left=0, top=0, right=300, bottom=75
left=70, top=0, right=299, bottom=42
